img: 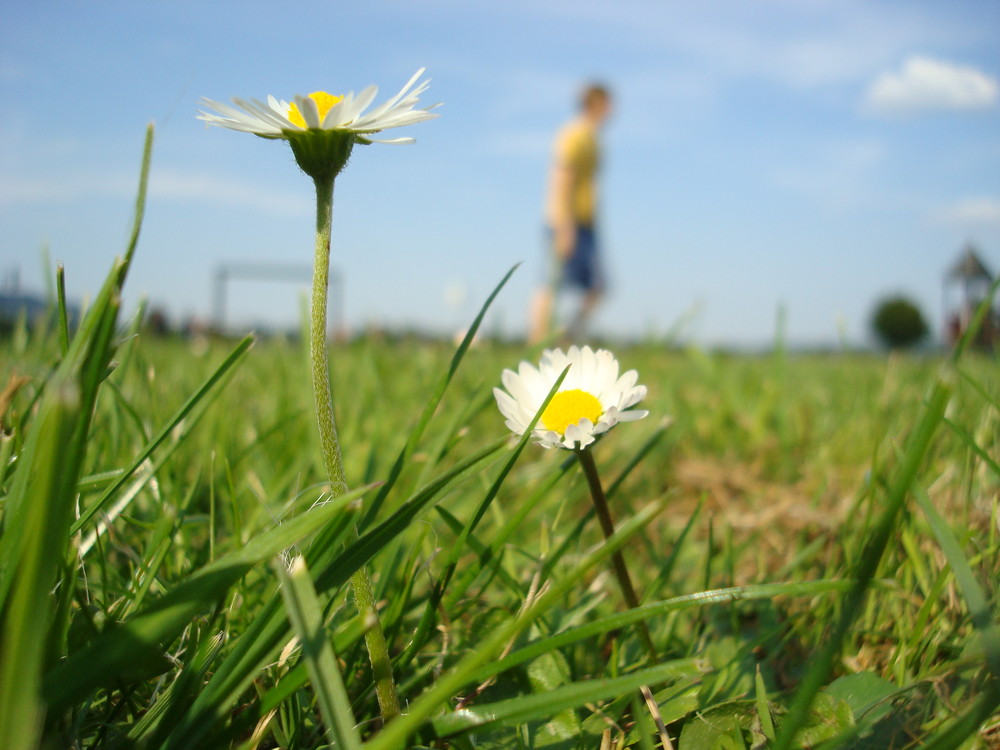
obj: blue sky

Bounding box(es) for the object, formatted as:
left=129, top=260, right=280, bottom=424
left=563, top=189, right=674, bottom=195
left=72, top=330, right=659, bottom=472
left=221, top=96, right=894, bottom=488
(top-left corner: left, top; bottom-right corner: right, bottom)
left=1, top=0, right=998, bottom=347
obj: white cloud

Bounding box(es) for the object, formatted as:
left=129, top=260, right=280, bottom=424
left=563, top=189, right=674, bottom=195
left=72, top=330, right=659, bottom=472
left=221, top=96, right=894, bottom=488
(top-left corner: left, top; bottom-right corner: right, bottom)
left=865, top=56, right=999, bottom=114
left=933, top=196, right=1000, bottom=226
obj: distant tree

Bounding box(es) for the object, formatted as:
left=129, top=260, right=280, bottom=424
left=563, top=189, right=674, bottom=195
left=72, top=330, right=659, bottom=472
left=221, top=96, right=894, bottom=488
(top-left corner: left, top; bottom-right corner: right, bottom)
left=871, top=295, right=929, bottom=349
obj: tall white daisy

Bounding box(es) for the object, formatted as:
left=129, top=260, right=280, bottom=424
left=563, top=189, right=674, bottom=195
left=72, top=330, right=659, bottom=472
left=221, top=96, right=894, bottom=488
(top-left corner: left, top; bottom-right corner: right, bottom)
left=197, top=70, right=439, bottom=725
left=198, top=68, right=439, bottom=144
left=199, top=69, right=438, bottom=181
left=494, top=345, right=648, bottom=450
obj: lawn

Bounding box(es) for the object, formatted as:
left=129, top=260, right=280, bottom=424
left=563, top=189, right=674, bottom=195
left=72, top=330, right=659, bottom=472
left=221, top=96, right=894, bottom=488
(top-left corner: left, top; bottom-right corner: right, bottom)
left=1, top=129, right=997, bottom=750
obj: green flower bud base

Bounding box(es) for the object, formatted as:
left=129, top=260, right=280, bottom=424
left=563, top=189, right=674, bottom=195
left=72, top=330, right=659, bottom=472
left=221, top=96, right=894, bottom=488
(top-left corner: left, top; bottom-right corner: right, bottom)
left=289, top=129, right=356, bottom=182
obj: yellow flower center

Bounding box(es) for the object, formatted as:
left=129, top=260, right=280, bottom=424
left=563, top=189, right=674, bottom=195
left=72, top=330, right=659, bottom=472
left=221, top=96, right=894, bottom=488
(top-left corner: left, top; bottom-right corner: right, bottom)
left=287, top=91, right=344, bottom=129
left=541, top=389, right=603, bottom=435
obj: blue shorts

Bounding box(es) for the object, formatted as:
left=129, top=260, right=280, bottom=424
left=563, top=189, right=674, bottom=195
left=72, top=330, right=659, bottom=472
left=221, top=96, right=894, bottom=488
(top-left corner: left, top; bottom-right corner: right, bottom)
left=548, top=224, right=603, bottom=292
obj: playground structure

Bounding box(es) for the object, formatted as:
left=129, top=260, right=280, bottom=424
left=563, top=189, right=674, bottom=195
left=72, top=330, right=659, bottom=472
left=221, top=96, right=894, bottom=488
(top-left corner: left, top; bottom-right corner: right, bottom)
left=211, top=262, right=343, bottom=336
left=943, top=244, right=998, bottom=348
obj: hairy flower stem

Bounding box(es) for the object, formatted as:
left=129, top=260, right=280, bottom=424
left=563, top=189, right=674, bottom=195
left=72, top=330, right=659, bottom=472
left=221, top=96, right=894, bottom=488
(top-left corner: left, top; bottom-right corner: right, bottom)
left=310, top=175, right=401, bottom=724
left=309, top=181, right=348, bottom=496
left=576, top=448, right=658, bottom=663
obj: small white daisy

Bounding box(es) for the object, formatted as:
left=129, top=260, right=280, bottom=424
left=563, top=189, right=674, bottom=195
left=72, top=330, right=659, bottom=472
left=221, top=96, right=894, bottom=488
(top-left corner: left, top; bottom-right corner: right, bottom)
left=494, top=346, right=648, bottom=450
left=198, top=68, right=439, bottom=145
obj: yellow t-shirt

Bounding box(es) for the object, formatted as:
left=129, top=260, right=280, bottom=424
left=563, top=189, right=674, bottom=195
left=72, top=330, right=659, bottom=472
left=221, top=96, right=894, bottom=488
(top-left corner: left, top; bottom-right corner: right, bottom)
left=553, top=119, right=600, bottom=225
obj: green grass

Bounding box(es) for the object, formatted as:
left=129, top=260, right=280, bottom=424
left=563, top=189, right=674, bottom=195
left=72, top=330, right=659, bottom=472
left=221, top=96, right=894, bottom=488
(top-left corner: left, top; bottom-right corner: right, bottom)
left=0, top=130, right=998, bottom=749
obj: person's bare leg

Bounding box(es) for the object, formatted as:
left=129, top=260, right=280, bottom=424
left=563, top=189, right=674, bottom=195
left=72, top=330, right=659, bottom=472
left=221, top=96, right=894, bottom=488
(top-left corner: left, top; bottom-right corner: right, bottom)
left=568, top=289, right=602, bottom=343
left=529, top=287, right=555, bottom=345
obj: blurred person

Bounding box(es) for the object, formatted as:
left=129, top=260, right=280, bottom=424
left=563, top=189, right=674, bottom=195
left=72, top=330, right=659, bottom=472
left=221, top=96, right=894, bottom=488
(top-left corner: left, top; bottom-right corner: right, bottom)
left=529, top=83, right=612, bottom=344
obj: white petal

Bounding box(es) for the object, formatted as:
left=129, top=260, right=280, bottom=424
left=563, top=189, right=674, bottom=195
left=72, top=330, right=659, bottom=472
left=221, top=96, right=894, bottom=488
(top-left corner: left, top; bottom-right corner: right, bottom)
left=320, top=96, right=353, bottom=128
left=557, top=354, right=583, bottom=391
left=295, top=95, right=323, bottom=129
left=351, top=71, right=436, bottom=133
left=199, top=98, right=254, bottom=122
left=616, top=408, right=648, bottom=422
left=534, top=429, right=563, bottom=449
left=502, top=369, right=537, bottom=412
left=564, top=422, right=595, bottom=449
left=336, top=87, right=379, bottom=127
left=505, top=418, right=525, bottom=434
left=613, top=369, right=639, bottom=395
left=517, top=361, right=551, bottom=403
left=354, top=83, right=380, bottom=113
left=242, top=98, right=296, bottom=130
left=493, top=387, right=519, bottom=419
left=579, top=346, right=597, bottom=385
left=619, top=384, right=647, bottom=409
left=601, top=405, right=621, bottom=424
left=594, top=349, right=619, bottom=394
left=366, top=136, right=416, bottom=144
left=368, top=68, right=425, bottom=118
left=198, top=98, right=283, bottom=135
left=540, top=347, right=569, bottom=375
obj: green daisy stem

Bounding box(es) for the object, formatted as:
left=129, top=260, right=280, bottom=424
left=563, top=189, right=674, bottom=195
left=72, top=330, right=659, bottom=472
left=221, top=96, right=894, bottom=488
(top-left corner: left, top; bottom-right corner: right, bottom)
left=575, top=447, right=658, bottom=663
left=310, top=174, right=401, bottom=724
left=310, top=178, right=348, bottom=496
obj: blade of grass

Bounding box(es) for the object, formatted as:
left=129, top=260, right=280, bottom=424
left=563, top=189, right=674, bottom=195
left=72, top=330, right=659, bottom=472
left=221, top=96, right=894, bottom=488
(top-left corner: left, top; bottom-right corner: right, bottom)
left=0, top=247, right=137, bottom=712
left=956, top=364, right=999, bottom=412
left=315, top=437, right=508, bottom=593
left=432, top=659, right=701, bottom=736
left=358, top=263, right=519, bottom=531
left=0, top=125, right=153, bottom=612
left=126, top=628, right=226, bottom=746
left=0, top=270, right=122, bottom=607
left=441, top=372, right=567, bottom=591
left=439, top=454, right=575, bottom=615
left=394, top=367, right=571, bottom=672
left=0, top=379, right=79, bottom=750
left=0, top=131, right=156, bottom=750
left=118, top=122, right=154, bottom=277
left=772, top=370, right=953, bottom=750
left=943, top=415, right=1000, bottom=479
left=71, top=333, right=254, bottom=534
left=43, top=485, right=367, bottom=713
left=754, top=666, right=776, bottom=741
left=276, top=556, right=362, bottom=749
left=433, top=504, right=524, bottom=595
left=643, top=496, right=703, bottom=604
left=364, top=497, right=667, bottom=750
left=917, top=680, right=1000, bottom=750
left=912, top=482, right=1000, bottom=680
left=537, top=423, right=671, bottom=596
left=167, top=438, right=504, bottom=749
left=469, top=580, right=851, bottom=684
left=605, top=418, right=671, bottom=500
left=55, top=264, right=70, bottom=356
